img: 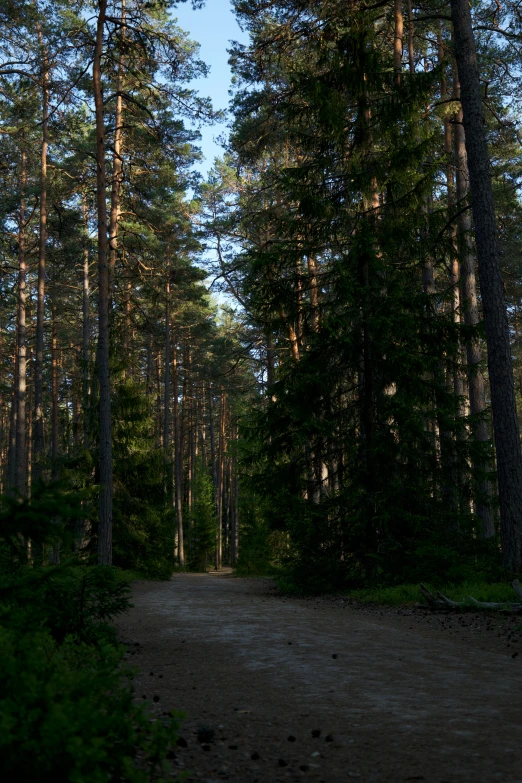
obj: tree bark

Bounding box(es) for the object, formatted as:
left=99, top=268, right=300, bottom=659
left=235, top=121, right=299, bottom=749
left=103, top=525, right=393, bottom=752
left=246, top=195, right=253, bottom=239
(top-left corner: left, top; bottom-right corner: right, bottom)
left=156, top=351, right=162, bottom=446
left=82, top=195, right=90, bottom=449
left=215, top=391, right=226, bottom=569
left=108, top=0, right=125, bottom=301
left=209, top=385, right=216, bottom=490
left=50, top=303, right=60, bottom=565
left=6, top=345, right=18, bottom=495
left=124, top=273, right=132, bottom=378
left=450, top=0, right=522, bottom=566
left=308, top=256, right=319, bottom=333
left=33, top=40, right=49, bottom=485
left=407, top=0, right=415, bottom=75
left=280, top=310, right=300, bottom=361
left=231, top=427, right=239, bottom=565
left=15, top=152, right=27, bottom=497
left=185, top=345, right=193, bottom=513
left=394, top=0, right=404, bottom=86
left=93, top=0, right=113, bottom=565
left=51, top=303, right=58, bottom=473
left=454, top=100, right=495, bottom=537
left=173, top=343, right=184, bottom=566
left=163, top=272, right=170, bottom=451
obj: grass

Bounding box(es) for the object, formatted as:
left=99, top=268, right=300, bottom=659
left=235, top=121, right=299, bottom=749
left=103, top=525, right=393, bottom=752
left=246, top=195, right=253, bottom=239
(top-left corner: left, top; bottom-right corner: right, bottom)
left=347, top=581, right=519, bottom=606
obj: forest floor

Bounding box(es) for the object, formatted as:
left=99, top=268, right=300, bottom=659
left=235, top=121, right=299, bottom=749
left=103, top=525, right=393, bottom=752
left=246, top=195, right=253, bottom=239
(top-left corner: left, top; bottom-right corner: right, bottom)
left=115, top=573, right=522, bottom=783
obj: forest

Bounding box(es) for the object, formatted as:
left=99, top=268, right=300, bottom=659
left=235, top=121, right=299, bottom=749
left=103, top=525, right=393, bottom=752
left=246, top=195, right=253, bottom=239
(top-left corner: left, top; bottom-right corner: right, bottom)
left=2, top=0, right=522, bottom=780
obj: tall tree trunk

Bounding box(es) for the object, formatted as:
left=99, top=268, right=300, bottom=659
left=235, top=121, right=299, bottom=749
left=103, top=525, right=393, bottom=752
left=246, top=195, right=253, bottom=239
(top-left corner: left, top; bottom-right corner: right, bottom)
left=454, top=99, right=495, bottom=538
left=181, top=371, right=188, bottom=510
left=209, top=385, right=216, bottom=490
left=33, top=44, right=49, bottom=485
left=93, top=0, right=113, bottom=565
left=0, top=321, right=4, bottom=491
left=82, top=196, right=90, bottom=449
left=407, top=0, right=415, bottom=75
left=26, top=374, right=32, bottom=497
left=200, top=386, right=207, bottom=469
left=72, top=379, right=81, bottom=448
left=231, top=427, right=239, bottom=565
left=224, top=453, right=232, bottom=565
left=15, top=152, right=27, bottom=497
left=280, top=310, right=300, bottom=361
left=394, top=0, right=403, bottom=86
left=156, top=351, right=162, bottom=446
left=163, top=273, right=170, bottom=451
left=215, top=391, right=226, bottom=570
left=51, top=303, right=58, bottom=474
left=185, top=346, right=193, bottom=513
left=173, top=343, right=184, bottom=566
left=50, top=303, right=60, bottom=565
left=359, top=79, right=380, bottom=574
left=450, top=0, right=522, bottom=566
left=295, top=259, right=303, bottom=352
left=308, top=256, right=320, bottom=333
left=441, top=31, right=467, bottom=515
left=146, top=335, right=152, bottom=395
left=7, top=345, right=18, bottom=495
left=108, top=0, right=126, bottom=300
left=266, top=330, right=276, bottom=401
left=124, top=274, right=132, bottom=378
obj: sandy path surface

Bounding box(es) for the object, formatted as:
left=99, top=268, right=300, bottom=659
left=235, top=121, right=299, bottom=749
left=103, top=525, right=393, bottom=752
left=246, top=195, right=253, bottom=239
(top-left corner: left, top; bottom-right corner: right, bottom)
left=116, top=574, right=522, bottom=783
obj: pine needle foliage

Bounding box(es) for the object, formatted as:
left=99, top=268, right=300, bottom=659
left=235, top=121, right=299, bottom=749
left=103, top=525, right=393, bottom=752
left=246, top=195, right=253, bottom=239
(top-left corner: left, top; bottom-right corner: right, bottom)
left=226, top=0, right=502, bottom=591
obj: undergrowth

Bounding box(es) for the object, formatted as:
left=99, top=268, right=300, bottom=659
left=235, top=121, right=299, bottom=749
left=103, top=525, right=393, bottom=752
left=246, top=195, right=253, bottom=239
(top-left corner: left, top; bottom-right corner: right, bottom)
left=346, top=582, right=519, bottom=606
left=0, top=484, right=182, bottom=782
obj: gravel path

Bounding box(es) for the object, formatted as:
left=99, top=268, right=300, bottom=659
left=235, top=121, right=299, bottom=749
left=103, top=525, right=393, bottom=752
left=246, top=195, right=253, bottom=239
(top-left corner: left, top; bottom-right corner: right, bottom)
left=116, top=574, right=522, bottom=783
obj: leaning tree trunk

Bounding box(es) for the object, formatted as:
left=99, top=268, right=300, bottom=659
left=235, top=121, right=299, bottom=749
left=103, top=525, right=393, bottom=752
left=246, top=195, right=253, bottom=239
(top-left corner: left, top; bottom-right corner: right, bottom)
left=450, top=0, right=522, bottom=568
left=93, top=0, right=113, bottom=565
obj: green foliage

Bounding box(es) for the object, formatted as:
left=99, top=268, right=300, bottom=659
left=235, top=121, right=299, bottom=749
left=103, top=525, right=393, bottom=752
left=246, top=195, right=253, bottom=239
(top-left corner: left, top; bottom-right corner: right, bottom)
left=0, top=483, right=181, bottom=783
left=0, top=483, right=132, bottom=644
left=0, top=564, right=132, bottom=646
left=110, top=381, right=175, bottom=579
left=0, top=627, right=180, bottom=783
left=225, top=0, right=506, bottom=595
left=235, top=487, right=284, bottom=576
left=234, top=518, right=273, bottom=576
left=186, top=462, right=216, bottom=571
left=0, top=482, right=86, bottom=566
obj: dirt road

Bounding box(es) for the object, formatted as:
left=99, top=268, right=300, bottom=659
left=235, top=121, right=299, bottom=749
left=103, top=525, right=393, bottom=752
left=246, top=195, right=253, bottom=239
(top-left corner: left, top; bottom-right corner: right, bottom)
left=116, top=574, right=522, bottom=783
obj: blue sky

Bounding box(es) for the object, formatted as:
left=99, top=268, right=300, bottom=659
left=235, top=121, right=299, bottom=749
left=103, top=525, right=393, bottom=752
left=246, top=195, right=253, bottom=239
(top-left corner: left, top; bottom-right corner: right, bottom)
left=172, top=0, right=249, bottom=177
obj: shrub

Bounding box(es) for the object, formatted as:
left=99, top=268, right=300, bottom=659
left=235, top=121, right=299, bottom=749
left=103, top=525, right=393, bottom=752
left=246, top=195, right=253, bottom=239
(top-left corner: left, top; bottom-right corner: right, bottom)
left=0, top=483, right=183, bottom=783
left=0, top=564, right=132, bottom=645
left=0, top=626, right=180, bottom=783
